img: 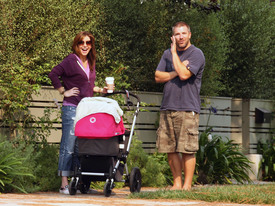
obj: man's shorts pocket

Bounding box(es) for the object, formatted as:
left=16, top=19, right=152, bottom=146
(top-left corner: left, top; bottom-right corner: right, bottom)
left=185, top=128, right=199, bottom=152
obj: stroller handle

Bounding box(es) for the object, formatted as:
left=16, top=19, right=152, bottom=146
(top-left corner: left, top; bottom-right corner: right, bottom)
left=103, top=90, right=141, bottom=104
left=103, top=90, right=140, bottom=154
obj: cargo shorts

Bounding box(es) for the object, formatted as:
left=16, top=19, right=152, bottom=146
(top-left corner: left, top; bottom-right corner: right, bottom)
left=156, top=110, right=199, bottom=154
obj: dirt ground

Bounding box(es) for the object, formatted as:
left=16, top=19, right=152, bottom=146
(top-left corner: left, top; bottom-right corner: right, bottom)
left=0, top=187, right=271, bottom=206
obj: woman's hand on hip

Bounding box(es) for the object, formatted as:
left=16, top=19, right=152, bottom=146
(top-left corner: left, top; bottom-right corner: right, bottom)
left=64, top=87, right=80, bottom=97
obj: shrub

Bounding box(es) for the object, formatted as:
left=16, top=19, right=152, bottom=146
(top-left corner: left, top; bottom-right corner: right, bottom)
left=127, top=137, right=170, bottom=187
left=32, top=143, right=60, bottom=191
left=13, top=140, right=60, bottom=193
left=257, top=136, right=275, bottom=181
left=196, top=128, right=253, bottom=184
left=220, top=0, right=275, bottom=99
left=0, top=135, right=60, bottom=193
left=0, top=138, right=34, bottom=193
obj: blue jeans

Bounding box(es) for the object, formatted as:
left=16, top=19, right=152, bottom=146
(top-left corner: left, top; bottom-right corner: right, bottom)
left=58, top=106, right=78, bottom=177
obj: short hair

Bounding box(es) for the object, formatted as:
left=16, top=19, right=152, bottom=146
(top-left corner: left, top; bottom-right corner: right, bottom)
left=172, top=22, right=191, bottom=35
left=72, top=31, right=96, bottom=69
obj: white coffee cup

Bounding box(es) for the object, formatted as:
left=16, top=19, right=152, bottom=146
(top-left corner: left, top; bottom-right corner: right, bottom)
left=105, top=77, right=114, bottom=93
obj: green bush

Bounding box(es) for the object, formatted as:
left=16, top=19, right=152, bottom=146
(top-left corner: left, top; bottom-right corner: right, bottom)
left=127, top=137, right=170, bottom=187
left=0, top=137, right=34, bottom=193
left=220, top=0, right=275, bottom=99
left=0, top=135, right=60, bottom=193
left=32, top=143, right=60, bottom=191
left=257, top=136, right=275, bottom=181
left=196, top=128, right=253, bottom=184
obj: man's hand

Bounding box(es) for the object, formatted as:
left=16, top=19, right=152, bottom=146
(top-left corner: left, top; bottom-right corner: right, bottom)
left=170, top=35, right=177, bottom=54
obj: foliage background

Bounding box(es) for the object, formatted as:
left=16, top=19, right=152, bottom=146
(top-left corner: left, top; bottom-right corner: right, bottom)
left=0, top=0, right=274, bottom=192
left=1, top=0, right=274, bottom=139
left=220, top=0, right=275, bottom=99
left=1, top=1, right=274, bottom=119
left=2, top=0, right=274, bottom=100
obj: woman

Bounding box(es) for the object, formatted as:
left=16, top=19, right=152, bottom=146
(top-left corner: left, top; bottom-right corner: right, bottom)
left=48, top=31, right=105, bottom=194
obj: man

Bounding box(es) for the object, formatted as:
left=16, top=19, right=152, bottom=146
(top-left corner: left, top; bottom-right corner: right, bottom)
left=155, top=21, right=205, bottom=190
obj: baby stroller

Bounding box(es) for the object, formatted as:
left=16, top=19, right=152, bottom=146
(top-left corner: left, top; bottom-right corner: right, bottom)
left=68, top=90, right=142, bottom=197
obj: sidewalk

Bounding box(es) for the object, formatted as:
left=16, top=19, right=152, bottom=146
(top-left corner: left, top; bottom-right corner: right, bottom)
left=0, top=187, right=270, bottom=206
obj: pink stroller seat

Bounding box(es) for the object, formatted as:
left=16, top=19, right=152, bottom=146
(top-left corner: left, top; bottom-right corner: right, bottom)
left=75, top=113, right=125, bottom=139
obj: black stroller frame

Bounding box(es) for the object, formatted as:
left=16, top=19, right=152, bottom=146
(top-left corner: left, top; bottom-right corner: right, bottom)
left=69, top=90, right=141, bottom=197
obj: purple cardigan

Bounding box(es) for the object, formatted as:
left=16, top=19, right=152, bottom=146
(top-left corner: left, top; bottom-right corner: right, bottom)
left=48, top=54, right=96, bottom=106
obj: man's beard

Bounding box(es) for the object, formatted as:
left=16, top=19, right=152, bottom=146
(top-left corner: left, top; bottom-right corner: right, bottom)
left=177, top=43, right=188, bottom=50
left=176, top=40, right=190, bottom=51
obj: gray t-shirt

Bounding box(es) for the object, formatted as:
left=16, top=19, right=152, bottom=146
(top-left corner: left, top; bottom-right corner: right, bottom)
left=156, top=45, right=205, bottom=113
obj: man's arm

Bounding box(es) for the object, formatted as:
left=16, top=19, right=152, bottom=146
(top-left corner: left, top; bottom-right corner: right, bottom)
left=171, top=36, right=193, bottom=81
left=155, top=70, right=178, bottom=83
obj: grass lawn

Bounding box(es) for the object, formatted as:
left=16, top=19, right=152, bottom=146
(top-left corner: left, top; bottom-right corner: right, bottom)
left=128, top=183, right=275, bottom=205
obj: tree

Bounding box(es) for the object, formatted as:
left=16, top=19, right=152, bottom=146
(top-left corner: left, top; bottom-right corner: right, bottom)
left=0, top=0, right=101, bottom=138
left=96, top=0, right=229, bottom=96
left=220, top=0, right=275, bottom=99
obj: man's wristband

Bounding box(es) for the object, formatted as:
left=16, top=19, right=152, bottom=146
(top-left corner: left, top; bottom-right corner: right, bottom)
left=60, top=90, right=65, bottom=95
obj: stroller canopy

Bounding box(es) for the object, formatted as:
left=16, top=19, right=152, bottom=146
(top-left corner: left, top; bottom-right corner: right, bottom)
left=74, top=97, right=125, bottom=138
left=75, top=97, right=123, bottom=125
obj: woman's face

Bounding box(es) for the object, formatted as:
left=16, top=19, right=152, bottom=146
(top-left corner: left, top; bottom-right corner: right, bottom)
left=77, top=35, right=92, bottom=59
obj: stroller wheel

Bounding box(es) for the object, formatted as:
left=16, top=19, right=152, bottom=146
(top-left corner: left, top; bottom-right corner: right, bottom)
left=129, top=167, right=141, bottom=193
left=104, top=181, right=112, bottom=197
left=69, top=177, right=77, bottom=195
left=79, top=183, right=90, bottom=194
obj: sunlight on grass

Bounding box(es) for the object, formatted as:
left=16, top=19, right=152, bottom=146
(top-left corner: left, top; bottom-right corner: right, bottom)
left=128, top=184, right=275, bottom=205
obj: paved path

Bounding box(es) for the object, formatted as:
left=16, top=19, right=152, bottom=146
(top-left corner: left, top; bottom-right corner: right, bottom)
left=0, top=187, right=270, bottom=206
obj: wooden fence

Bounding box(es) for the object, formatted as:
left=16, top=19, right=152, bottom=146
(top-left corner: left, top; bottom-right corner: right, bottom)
left=2, top=86, right=274, bottom=154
